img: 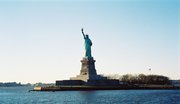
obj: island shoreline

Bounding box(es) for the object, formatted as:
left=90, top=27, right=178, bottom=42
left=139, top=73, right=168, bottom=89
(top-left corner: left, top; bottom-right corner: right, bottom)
left=32, top=85, right=180, bottom=91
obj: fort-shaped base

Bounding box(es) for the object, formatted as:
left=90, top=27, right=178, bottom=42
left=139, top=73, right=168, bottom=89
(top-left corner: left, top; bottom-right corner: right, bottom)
left=57, top=57, right=118, bottom=86
left=70, top=74, right=107, bottom=82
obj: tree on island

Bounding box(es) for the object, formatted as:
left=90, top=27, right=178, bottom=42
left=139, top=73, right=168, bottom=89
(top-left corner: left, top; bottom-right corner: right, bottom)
left=104, top=74, right=171, bottom=85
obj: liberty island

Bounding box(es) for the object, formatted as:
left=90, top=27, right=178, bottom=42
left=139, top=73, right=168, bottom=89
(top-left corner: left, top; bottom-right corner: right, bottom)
left=33, top=29, right=180, bottom=91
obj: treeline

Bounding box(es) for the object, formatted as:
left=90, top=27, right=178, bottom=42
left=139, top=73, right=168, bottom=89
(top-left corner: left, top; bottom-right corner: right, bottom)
left=0, top=82, right=23, bottom=87
left=104, top=74, right=171, bottom=85
left=34, top=83, right=55, bottom=87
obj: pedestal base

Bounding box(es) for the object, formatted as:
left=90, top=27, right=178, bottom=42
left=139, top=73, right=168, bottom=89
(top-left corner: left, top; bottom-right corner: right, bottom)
left=70, top=74, right=107, bottom=82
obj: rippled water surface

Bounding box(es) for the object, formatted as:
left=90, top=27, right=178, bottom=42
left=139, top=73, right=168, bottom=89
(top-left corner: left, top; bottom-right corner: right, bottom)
left=0, top=87, right=180, bottom=104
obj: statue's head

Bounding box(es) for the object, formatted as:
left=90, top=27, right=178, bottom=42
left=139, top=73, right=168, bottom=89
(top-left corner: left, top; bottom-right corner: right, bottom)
left=86, top=34, right=89, bottom=38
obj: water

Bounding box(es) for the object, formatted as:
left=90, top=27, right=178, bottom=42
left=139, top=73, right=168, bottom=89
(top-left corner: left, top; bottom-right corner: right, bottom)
left=0, top=87, right=180, bottom=104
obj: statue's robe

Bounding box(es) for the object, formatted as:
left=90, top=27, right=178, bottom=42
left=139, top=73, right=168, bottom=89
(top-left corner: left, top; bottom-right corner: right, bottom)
left=84, top=37, right=92, bottom=58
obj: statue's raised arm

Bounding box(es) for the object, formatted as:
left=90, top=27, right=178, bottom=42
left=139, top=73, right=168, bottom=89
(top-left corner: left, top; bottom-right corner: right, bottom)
left=81, top=28, right=86, bottom=39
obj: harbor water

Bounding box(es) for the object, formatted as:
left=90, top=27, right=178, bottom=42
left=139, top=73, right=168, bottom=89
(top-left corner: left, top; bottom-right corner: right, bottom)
left=0, top=87, right=180, bottom=104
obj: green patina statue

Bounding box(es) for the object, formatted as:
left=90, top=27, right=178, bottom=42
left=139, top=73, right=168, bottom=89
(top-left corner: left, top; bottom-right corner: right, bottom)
left=81, top=28, right=92, bottom=58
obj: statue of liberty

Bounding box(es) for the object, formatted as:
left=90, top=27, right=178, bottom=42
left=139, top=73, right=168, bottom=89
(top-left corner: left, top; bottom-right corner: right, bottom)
left=81, top=28, right=92, bottom=58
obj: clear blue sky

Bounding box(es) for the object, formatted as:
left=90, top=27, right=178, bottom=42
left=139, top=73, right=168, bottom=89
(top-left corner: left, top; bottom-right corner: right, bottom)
left=0, top=0, right=179, bottom=83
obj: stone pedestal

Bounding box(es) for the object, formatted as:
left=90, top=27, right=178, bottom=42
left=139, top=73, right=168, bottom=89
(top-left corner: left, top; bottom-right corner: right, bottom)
left=70, top=57, right=106, bottom=82
left=80, top=57, right=97, bottom=76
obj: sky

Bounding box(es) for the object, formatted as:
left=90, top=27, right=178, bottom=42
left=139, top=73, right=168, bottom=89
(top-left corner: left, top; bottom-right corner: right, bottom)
left=0, top=0, right=179, bottom=83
